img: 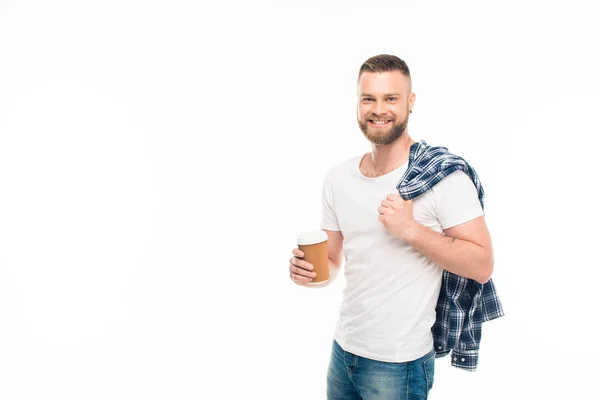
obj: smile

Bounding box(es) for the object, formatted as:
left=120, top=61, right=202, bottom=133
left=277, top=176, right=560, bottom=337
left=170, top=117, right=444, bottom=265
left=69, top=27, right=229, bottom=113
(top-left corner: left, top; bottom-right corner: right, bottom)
left=369, top=120, right=392, bottom=126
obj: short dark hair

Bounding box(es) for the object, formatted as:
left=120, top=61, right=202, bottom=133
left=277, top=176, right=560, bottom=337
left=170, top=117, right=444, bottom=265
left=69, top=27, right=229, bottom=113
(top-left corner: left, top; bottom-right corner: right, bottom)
left=358, top=54, right=411, bottom=80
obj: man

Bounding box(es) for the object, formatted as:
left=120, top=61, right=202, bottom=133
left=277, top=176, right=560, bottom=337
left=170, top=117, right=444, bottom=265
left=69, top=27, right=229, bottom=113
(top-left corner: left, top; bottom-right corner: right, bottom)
left=288, top=55, right=494, bottom=399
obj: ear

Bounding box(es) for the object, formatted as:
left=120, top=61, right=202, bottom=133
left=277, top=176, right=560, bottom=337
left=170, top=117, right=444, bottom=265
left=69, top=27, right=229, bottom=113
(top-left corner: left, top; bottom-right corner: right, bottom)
left=409, top=92, right=416, bottom=113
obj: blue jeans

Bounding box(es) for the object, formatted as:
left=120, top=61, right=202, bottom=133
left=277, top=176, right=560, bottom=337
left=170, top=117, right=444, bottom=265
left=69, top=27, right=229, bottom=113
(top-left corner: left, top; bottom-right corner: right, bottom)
left=327, top=339, right=435, bottom=400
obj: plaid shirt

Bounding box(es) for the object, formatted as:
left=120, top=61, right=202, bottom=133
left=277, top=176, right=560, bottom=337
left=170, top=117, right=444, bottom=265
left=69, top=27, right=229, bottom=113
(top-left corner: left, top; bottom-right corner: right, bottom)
left=396, top=140, right=505, bottom=371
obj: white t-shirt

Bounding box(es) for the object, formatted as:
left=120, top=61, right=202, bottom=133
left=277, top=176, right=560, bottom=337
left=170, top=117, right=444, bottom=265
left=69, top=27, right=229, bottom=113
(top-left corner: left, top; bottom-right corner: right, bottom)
left=320, top=154, right=484, bottom=363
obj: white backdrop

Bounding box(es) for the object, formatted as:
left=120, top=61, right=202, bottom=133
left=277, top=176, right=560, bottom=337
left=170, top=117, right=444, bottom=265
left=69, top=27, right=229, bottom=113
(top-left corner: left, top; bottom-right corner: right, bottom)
left=1, top=1, right=598, bottom=399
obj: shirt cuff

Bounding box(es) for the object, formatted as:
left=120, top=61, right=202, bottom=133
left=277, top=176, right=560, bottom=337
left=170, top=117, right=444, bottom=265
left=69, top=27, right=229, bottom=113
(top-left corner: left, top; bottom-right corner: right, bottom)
left=450, top=349, right=479, bottom=371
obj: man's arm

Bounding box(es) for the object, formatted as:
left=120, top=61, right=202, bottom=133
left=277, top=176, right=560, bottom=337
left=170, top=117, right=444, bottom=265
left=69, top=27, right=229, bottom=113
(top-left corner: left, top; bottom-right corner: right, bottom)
left=379, top=169, right=493, bottom=284
left=321, top=229, right=344, bottom=286
left=403, top=216, right=493, bottom=284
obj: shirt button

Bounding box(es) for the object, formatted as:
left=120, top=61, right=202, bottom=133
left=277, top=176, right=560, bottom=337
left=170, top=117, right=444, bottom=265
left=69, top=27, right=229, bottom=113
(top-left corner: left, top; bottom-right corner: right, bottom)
left=453, top=357, right=457, bottom=361
left=461, top=358, right=466, bottom=362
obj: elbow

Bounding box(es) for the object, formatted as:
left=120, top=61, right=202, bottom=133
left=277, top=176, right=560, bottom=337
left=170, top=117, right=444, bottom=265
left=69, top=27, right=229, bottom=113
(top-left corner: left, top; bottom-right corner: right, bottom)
left=476, top=255, right=494, bottom=284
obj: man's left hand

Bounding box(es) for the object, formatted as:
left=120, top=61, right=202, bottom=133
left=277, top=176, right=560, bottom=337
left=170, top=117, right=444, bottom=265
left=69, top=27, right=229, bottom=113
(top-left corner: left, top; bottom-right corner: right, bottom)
left=378, top=193, right=418, bottom=240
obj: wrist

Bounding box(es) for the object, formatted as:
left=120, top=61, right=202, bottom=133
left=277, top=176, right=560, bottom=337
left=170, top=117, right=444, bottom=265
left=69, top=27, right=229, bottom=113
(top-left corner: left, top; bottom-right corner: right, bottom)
left=401, top=220, right=421, bottom=243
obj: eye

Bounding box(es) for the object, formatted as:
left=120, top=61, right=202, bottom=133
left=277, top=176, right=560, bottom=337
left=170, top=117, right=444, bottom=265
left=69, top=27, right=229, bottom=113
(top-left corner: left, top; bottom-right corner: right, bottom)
left=362, top=97, right=374, bottom=102
left=387, top=97, right=398, bottom=101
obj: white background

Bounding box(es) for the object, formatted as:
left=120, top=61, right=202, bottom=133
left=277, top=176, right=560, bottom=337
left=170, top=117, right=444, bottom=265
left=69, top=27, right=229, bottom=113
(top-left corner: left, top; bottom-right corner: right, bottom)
left=1, top=1, right=598, bottom=399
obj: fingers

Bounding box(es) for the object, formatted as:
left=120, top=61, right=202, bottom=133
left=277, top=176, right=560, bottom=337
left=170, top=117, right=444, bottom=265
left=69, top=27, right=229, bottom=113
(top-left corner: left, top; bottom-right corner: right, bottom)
left=290, top=249, right=310, bottom=271
left=292, top=248, right=304, bottom=258
left=289, top=257, right=316, bottom=277
left=291, top=275, right=310, bottom=287
left=289, top=249, right=316, bottom=285
left=291, top=271, right=313, bottom=285
left=378, top=206, right=394, bottom=216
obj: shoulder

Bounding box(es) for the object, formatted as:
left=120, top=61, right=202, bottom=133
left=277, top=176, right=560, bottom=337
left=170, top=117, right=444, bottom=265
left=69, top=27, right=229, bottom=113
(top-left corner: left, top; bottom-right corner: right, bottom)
left=430, top=170, right=483, bottom=228
left=324, top=154, right=362, bottom=183
left=431, top=170, right=476, bottom=195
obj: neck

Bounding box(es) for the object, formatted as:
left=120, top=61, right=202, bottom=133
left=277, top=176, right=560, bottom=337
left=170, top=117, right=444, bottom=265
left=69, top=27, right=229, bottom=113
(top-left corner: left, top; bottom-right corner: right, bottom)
left=362, top=132, right=415, bottom=177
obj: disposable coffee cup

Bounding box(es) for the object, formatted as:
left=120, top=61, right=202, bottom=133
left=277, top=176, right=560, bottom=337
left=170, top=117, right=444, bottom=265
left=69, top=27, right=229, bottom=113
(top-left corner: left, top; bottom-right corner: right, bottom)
left=297, top=230, right=329, bottom=284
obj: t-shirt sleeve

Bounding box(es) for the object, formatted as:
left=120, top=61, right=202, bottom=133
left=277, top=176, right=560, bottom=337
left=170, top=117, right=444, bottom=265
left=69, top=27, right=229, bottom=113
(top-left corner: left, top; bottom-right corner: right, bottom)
left=320, top=174, right=341, bottom=231
left=432, top=170, right=484, bottom=230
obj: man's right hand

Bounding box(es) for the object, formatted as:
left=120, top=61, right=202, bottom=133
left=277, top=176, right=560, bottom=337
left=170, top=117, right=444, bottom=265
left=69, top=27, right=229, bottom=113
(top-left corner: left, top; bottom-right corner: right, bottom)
left=289, top=248, right=317, bottom=286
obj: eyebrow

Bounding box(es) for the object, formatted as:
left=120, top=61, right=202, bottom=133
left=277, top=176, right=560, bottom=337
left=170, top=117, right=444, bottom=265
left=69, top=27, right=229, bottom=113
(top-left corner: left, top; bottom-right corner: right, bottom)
left=360, top=93, right=402, bottom=97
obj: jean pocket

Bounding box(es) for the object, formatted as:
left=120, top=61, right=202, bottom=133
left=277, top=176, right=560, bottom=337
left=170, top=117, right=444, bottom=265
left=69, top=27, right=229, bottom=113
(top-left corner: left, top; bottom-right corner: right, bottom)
left=423, top=352, right=435, bottom=392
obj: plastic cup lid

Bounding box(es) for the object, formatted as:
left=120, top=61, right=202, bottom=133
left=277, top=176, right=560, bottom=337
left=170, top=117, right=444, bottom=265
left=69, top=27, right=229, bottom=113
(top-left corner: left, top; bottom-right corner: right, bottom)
left=297, top=230, right=328, bottom=245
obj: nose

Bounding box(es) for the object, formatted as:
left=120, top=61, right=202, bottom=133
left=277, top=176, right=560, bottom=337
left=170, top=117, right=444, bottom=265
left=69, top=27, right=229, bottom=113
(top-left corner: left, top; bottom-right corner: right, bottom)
left=373, top=100, right=387, bottom=116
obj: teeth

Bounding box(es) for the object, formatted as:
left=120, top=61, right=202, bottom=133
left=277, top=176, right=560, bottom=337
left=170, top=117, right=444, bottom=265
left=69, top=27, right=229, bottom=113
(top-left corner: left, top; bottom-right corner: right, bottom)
left=372, top=120, right=389, bottom=125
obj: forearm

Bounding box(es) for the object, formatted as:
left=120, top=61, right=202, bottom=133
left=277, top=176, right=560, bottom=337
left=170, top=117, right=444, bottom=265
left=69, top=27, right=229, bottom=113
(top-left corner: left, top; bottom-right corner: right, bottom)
left=403, top=223, right=492, bottom=284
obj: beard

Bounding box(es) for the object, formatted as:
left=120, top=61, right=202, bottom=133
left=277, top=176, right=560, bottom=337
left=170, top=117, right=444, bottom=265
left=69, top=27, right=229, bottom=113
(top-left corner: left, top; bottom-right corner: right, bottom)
left=358, top=110, right=409, bottom=146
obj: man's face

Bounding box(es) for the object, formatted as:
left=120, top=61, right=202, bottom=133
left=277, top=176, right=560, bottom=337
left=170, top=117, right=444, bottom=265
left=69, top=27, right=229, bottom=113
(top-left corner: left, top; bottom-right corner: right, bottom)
left=357, top=71, right=414, bottom=146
